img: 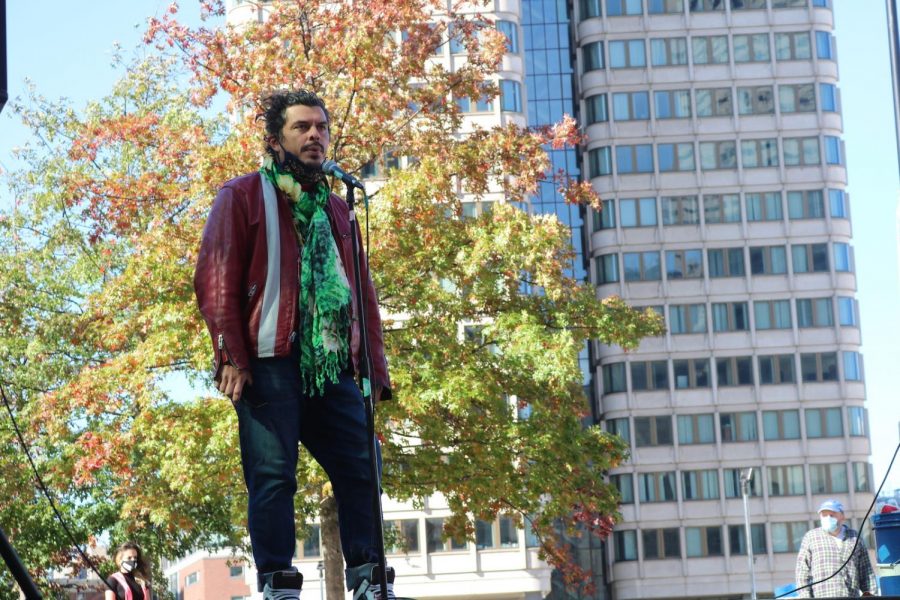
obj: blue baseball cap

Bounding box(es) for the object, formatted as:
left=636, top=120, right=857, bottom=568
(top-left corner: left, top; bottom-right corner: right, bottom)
left=818, top=499, right=845, bottom=514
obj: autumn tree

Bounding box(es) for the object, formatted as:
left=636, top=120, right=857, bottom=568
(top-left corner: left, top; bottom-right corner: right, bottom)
left=0, top=0, right=662, bottom=596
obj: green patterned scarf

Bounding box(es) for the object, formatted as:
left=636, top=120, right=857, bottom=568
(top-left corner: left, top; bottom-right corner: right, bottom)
left=261, top=155, right=351, bottom=396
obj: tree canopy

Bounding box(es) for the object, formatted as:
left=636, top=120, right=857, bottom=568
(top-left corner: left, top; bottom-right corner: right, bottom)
left=0, top=0, right=662, bottom=597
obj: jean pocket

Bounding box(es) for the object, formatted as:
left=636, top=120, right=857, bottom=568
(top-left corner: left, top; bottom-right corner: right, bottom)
left=240, top=382, right=268, bottom=409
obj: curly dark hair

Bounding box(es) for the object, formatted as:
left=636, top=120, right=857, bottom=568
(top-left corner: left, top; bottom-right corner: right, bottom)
left=258, top=89, right=330, bottom=144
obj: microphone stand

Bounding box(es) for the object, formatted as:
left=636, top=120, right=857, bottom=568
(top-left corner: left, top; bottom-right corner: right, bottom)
left=344, top=183, right=389, bottom=595
left=0, top=525, right=42, bottom=599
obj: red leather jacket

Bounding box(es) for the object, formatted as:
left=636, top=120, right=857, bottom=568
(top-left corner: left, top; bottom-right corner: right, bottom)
left=194, top=171, right=391, bottom=399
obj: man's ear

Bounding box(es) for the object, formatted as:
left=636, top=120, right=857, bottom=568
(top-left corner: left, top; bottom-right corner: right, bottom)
left=266, top=135, right=283, bottom=155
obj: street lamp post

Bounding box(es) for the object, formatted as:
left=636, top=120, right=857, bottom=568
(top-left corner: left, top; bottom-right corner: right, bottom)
left=317, top=561, right=324, bottom=600
left=741, top=467, right=758, bottom=600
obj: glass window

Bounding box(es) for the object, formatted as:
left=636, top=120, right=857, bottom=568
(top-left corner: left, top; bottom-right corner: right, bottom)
left=603, top=363, right=627, bottom=393
left=662, top=196, right=700, bottom=225
left=678, top=413, right=715, bottom=443
left=824, top=136, right=842, bottom=165
left=700, top=141, right=738, bottom=170
left=772, top=0, right=807, bottom=6
left=717, top=357, right=754, bottom=387
left=631, top=361, right=669, bottom=391
left=768, top=465, right=805, bottom=496
left=623, top=251, right=662, bottom=281
left=724, top=468, right=760, bottom=498
left=581, top=0, right=602, bottom=19
left=666, top=249, right=703, bottom=279
left=500, top=80, right=522, bottom=112
left=775, top=32, right=812, bottom=61
left=692, top=36, right=729, bottom=65
left=686, top=526, right=723, bottom=557
left=594, top=199, right=616, bottom=230
left=779, top=84, right=816, bottom=113
left=654, top=89, right=692, bottom=119
left=820, top=83, right=838, bottom=112
left=610, top=40, right=647, bottom=68
left=657, top=143, right=695, bottom=172
left=741, top=138, right=779, bottom=168
left=586, top=94, right=609, bottom=124
left=731, top=0, right=767, bottom=8
left=475, top=519, right=495, bottom=549
left=651, top=38, right=688, bottom=67
left=791, top=244, right=829, bottom=273
left=589, top=147, right=613, bottom=177
left=596, top=253, right=619, bottom=284
left=852, top=463, right=870, bottom=493
left=796, top=297, right=834, bottom=328
left=612, top=473, right=634, bottom=503
left=754, top=300, right=792, bottom=330
left=642, top=528, right=681, bottom=559
left=788, top=190, right=824, bottom=219
left=712, top=302, right=750, bottom=332
left=758, top=354, right=795, bottom=384
left=833, top=242, right=852, bottom=272
left=809, top=463, right=848, bottom=494
left=783, top=137, right=821, bottom=166
left=805, top=407, right=843, bottom=438
left=229, top=565, right=244, bottom=577
left=843, top=351, right=862, bottom=381
left=613, top=92, right=650, bottom=120
left=728, top=524, right=767, bottom=556
left=669, top=304, right=707, bottom=334
left=385, top=519, right=420, bottom=554
left=497, top=20, right=519, bottom=53
left=708, top=248, right=745, bottom=278
left=614, top=530, right=637, bottom=561
left=838, top=296, right=858, bottom=326
left=673, top=359, right=711, bottom=389
left=634, top=415, right=673, bottom=446
left=620, top=197, right=658, bottom=227
left=800, top=352, right=838, bottom=382
left=649, top=0, right=684, bottom=12
left=302, top=525, right=321, bottom=557
left=829, top=189, right=849, bottom=218
left=583, top=41, right=605, bottom=71
left=749, top=245, right=788, bottom=275
left=690, top=0, right=725, bottom=11
left=607, top=416, right=630, bottom=443
left=683, top=470, right=720, bottom=500
left=616, top=145, right=654, bottom=174
left=734, top=34, right=771, bottom=63
left=607, top=0, right=644, bottom=15
left=696, top=88, right=733, bottom=117
left=772, top=522, right=808, bottom=553
left=498, top=516, right=518, bottom=548
left=720, top=411, right=758, bottom=441
left=638, top=471, right=677, bottom=502
left=738, top=86, right=775, bottom=115
left=746, top=192, right=783, bottom=221
left=426, top=518, right=468, bottom=552
left=704, top=194, right=741, bottom=223
left=763, top=410, right=801, bottom=440
left=816, top=31, right=833, bottom=60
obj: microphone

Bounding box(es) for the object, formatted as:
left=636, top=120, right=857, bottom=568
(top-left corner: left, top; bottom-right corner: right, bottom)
left=322, top=159, right=365, bottom=190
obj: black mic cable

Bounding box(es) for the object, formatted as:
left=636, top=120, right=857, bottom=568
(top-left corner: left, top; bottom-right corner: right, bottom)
left=0, top=380, right=124, bottom=599
left=777, top=439, right=900, bottom=597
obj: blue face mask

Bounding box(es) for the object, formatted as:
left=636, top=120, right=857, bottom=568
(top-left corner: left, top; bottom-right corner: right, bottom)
left=820, top=515, right=839, bottom=533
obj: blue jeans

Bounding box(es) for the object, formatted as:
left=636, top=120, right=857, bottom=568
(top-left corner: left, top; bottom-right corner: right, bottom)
left=235, top=353, right=381, bottom=587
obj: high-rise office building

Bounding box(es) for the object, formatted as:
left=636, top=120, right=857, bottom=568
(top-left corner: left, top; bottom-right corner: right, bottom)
left=221, top=1, right=874, bottom=598
left=582, top=1, right=873, bottom=598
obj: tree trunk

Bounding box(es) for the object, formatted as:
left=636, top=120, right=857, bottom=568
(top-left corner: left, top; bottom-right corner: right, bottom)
left=320, top=490, right=345, bottom=600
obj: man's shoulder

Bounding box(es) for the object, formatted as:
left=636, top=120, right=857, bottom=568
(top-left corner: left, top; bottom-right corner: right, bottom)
left=221, top=171, right=262, bottom=193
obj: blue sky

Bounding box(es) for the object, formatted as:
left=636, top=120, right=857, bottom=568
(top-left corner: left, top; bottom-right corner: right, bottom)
left=1, top=1, right=898, bottom=496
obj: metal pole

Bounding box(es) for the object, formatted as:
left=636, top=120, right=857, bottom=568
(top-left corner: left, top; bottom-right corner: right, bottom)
left=317, top=560, right=323, bottom=600
left=0, top=0, right=8, bottom=116
left=741, top=468, right=757, bottom=600
left=0, top=525, right=42, bottom=599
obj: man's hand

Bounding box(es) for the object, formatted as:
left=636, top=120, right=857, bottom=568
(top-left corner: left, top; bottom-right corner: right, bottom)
left=219, top=364, right=253, bottom=404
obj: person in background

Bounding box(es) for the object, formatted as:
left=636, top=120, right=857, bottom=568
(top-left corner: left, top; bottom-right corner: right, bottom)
left=105, top=541, right=151, bottom=600
left=794, top=499, right=876, bottom=597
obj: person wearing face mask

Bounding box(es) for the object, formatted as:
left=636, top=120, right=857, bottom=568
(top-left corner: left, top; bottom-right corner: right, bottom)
left=194, top=90, right=394, bottom=600
left=794, top=499, right=876, bottom=597
left=105, top=541, right=151, bottom=600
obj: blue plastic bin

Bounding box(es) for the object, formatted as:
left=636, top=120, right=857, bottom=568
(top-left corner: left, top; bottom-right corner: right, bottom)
left=872, top=512, right=900, bottom=595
